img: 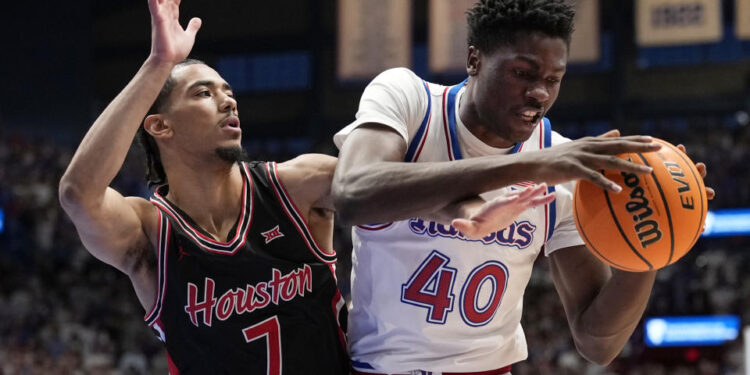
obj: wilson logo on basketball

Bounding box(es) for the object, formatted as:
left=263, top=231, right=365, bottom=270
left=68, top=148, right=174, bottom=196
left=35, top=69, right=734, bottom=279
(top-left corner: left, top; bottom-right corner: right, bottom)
left=621, top=166, right=662, bottom=248
left=573, top=138, right=708, bottom=272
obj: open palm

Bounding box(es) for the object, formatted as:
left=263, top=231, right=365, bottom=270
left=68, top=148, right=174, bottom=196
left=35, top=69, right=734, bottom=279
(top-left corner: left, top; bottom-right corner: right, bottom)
left=452, top=183, right=556, bottom=240
left=148, top=0, right=202, bottom=64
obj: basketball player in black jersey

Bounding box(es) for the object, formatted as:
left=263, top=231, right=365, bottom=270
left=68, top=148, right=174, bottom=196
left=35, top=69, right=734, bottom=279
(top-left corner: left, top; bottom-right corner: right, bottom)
left=59, top=0, right=348, bottom=373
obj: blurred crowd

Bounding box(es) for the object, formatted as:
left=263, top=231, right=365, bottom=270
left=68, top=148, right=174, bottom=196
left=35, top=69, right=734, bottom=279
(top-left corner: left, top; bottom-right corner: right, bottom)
left=0, top=113, right=748, bottom=374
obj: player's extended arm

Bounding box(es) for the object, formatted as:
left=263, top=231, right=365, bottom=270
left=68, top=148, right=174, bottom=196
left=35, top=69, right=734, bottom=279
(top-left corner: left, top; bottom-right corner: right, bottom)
left=548, top=246, right=655, bottom=365
left=277, top=153, right=338, bottom=212
left=58, top=0, right=201, bottom=273
left=549, top=146, right=714, bottom=366
left=333, top=125, right=660, bottom=225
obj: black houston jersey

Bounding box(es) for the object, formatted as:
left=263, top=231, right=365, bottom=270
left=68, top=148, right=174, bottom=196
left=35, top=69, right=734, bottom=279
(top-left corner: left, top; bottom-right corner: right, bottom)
left=144, top=161, right=349, bottom=375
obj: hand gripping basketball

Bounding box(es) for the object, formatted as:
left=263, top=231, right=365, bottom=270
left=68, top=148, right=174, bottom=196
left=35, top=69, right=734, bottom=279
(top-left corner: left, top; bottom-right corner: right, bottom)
left=528, top=130, right=662, bottom=193
left=573, top=139, right=710, bottom=271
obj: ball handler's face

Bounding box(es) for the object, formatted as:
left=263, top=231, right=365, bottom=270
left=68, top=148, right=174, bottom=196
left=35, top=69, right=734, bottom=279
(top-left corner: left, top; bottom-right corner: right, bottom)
left=469, top=32, right=567, bottom=146
left=160, top=64, right=242, bottom=158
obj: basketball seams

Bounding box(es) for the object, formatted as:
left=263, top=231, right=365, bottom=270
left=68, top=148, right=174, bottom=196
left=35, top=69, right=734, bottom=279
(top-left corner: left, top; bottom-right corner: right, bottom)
left=602, top=175, right=654, bottom=271
left=573, top=189, right=642, bottom=272
left=635, top=153, right=675, bottom=268
left=660, top=141, right=707, bottom=254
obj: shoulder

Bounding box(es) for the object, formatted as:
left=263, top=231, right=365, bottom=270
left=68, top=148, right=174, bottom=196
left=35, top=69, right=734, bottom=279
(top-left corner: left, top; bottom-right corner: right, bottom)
left=276, top=154, right=337, bottom=193
left=276, top=154, right=337, bottom=210
left=277, top=154, right=336, bottom=176
left=372, top=67, right=424, bottom=86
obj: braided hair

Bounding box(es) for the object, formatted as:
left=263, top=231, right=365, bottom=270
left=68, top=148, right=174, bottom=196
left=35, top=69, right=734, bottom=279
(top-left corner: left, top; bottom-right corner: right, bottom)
left=137, top=58, right=205, bottom=188
left=467, top=0, right=575, bottom=54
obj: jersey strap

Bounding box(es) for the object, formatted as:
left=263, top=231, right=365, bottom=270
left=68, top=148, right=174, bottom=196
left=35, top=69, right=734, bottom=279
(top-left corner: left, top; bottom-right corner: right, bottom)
left=265, top=162, right=337, bottom=264
left=145, top=210, right=170, bottom=334
left=443, top=79, right=467, bottom=161
left=541, top=118, right=557, bottom=241
left=404, top=81, right=433, bottom=162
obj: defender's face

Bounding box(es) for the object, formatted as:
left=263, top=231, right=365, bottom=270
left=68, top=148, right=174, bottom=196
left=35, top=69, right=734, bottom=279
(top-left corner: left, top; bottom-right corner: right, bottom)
left=471, top=33, right=567, bottom=145
left=161, top=64, right=241, bottom=155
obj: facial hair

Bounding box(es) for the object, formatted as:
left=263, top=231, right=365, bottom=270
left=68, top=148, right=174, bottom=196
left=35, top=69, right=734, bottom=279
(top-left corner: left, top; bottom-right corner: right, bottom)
left=215, top=146, right=248, bottom=164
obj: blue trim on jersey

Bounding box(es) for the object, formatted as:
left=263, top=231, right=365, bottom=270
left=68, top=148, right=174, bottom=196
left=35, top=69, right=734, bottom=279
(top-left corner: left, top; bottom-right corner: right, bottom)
left=510, top=141, right=523, bottom=154
left=446, top=79, right=467, bottom=160
left=351, top=360, right=375, bottom=370
left=543, top=118, right=557, bottom=241
left=404, top=81, right=433, bottom=162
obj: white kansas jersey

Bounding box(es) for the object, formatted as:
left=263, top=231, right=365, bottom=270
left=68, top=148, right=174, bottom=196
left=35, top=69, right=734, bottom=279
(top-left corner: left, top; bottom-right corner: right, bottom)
left=334, top=68, right=585, bottom=373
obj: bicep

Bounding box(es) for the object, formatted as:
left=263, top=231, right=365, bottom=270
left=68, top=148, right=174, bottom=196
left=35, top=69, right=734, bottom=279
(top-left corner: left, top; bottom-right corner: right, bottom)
left=64, top=188, right=153, bottom=274
left=548, top=245, right=611, bottom=322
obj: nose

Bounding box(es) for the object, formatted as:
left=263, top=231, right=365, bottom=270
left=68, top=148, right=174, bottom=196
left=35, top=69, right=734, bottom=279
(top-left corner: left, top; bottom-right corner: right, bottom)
left=525, top=82, right=549, bottom=105
left=220, top=93, right=237, bottom=113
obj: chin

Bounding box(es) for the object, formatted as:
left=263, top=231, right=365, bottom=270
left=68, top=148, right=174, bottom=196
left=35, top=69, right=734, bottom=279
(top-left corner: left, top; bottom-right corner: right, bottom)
left=215, top=146, right=248, bottom=163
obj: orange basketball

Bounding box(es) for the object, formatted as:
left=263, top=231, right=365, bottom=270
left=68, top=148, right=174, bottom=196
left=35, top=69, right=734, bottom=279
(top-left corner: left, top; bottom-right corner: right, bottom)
left=573, top=139, right=708, bottom=272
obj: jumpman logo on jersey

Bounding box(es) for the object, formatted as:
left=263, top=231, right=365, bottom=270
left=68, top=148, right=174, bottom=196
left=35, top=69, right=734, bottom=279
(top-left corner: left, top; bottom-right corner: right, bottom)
left=261, top=225, right=284, bottom=244
left=178, top=245, right=191, bottom=261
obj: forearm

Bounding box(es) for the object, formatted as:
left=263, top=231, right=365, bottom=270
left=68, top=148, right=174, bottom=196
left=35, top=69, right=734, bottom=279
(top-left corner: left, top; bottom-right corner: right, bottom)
left=333, top=154, right=529, bottom=224
left=420, top=196, right=484, bottom=225
left=575, top=269, right=656, bottom=364
left=61, top=57, right=173, bottom=203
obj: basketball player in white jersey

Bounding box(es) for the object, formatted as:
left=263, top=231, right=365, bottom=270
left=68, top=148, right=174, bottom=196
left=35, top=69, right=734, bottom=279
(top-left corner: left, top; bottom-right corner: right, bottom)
left=333, top=0, right=713, bottom=374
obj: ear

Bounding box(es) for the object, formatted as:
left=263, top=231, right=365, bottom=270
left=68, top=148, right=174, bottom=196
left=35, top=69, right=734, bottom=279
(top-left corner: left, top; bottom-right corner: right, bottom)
left=144, top=114, right=173, bottom=140
left=466, top=45, right=480, bottom=76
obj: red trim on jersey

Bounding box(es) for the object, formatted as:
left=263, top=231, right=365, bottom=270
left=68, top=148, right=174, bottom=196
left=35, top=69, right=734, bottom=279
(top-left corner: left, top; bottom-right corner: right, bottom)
left=154, top=165, right=249, bottom=246
left=356, top=223, right=394, bottom=231
left=266, top=163, right=337, bottom=264
left=166, top=349, right=180, bottom=375
left=331, top=289, right=347, bottom=350
left=539, top=125, right=550, bottom=241
left=144, top=209, right=164, bottom=321
left=440, top=87, right=454, bottom=161
left=413, top=83, right=432, bottom=162
left=145, top=219, right=171, bottom=325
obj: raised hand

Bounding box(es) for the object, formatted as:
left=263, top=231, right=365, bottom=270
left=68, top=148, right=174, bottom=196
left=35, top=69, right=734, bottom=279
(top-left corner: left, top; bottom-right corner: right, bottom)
left=452, top=183, right=556, bottom=240
left=148, top=0, right=202, bottom=65
left=526, top=129, right=661, bottom=193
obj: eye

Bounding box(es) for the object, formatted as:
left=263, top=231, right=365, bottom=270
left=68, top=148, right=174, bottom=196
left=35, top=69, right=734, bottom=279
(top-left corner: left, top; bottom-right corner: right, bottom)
left=197, top=90, right=211, bottom=97
left=546, top=77, right=560, bottom=84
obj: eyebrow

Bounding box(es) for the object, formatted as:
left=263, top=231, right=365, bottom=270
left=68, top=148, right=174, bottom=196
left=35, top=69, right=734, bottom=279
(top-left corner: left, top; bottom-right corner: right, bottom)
left=186, top=80, right=234, bottom=92
left=515, top=55, right=566, bottom=73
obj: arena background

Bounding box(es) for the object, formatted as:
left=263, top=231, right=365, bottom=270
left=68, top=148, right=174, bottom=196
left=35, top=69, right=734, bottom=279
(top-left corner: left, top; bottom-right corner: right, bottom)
left=1, top=0, right=749, bottom=373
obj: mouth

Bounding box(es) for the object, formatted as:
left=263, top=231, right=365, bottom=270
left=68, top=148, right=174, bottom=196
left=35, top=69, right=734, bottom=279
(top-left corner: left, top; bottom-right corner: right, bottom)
left=516, top=107, right=543, bottom=124
left=220, top=116, right=241, bottom=129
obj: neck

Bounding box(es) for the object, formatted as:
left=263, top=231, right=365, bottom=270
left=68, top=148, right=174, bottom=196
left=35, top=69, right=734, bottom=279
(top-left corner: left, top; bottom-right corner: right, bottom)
left=459, top=80, right=516, bottom=148
left=161, top=152, right=244, bottom=238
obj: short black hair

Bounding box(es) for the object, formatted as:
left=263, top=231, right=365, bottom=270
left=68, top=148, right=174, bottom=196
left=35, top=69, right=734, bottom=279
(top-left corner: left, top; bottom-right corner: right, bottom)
left=467, top=0, right=575, bottom=54
left=137, top=58, right=205, bottom=188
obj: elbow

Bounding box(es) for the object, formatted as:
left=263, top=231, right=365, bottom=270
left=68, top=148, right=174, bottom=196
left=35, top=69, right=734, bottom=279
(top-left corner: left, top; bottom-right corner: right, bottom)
left=571, top=334, right=620, bottom=366
left=331, top=179, right=358, bottom=225
left=58, top=174, right=86, bottom=213
left=331, top=172, right=369, bottom=225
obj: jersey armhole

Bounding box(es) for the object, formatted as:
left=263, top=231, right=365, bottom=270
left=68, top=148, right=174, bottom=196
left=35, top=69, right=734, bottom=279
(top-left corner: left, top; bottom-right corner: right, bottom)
left=265, top=162, right=338, bottom=264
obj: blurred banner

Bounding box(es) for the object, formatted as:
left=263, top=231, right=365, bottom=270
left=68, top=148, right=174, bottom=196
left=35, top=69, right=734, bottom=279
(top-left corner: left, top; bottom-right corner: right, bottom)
left=645, top=315, right=740, bottom=347
left=568, top=0, right=600, bottom=63
left=737, top=0, right=750, bottom=39
left=636, top=0, right=722, bottom=46
left=428, top=0, right=600, bottom=73
left=428, top=0, right=475, bottom=74
left=337, top=0, right=411, bottom=80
